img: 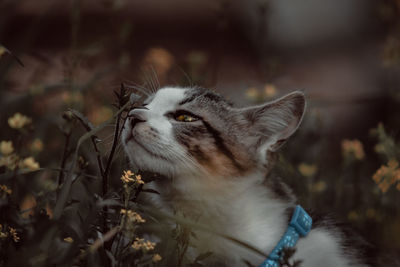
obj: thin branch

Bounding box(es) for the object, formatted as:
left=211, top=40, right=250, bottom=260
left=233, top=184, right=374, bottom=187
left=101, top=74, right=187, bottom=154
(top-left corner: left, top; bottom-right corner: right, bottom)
left=103, top=83, right=132, bottom=197
left=103, top=114, right=121, bottom=197
left=91, top=136, right=105, bottom=178
left=69, top=109, right=105, bottom=179
left=177, top=228, right=190, bottom=267
left=102, top=109, right=122, bottom=248
left=53, top=101, right=130, bottom=220
left=77, top=226, right=120, bottom=260
left=58, top=131, right=71, bottom=187
left=102, top=83, right=131, bottom=256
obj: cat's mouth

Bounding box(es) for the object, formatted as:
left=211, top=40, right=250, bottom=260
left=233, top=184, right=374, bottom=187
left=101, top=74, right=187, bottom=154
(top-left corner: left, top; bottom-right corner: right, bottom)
left=128, top=134, right=170, bottom=161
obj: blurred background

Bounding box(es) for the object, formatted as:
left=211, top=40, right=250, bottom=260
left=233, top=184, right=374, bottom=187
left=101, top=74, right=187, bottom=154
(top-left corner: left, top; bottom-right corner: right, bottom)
left=1, top=0, right=400, bottom=265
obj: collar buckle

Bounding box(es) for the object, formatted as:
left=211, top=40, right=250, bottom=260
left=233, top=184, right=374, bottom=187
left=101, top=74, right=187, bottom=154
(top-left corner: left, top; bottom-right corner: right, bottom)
left=259, top=205, right=312, bottom=267
left=289, top=205, right=312, bottom=237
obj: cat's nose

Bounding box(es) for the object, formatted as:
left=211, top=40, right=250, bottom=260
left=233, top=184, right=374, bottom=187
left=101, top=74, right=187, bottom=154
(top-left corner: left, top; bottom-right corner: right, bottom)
left=128, top=109, right=147, bottom=129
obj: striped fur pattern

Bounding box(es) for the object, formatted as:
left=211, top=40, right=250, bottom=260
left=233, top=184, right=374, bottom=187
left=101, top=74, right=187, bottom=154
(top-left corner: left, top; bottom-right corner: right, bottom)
left=122, top=87, right=369, bottom=267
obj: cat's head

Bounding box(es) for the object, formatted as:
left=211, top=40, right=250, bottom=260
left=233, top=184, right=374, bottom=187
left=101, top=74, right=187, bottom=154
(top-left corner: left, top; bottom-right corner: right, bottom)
left=122, top=87, right=305, bottom=179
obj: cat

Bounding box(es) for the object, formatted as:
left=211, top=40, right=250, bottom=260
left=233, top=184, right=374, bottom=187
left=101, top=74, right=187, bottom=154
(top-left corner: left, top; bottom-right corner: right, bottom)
left=122, top=86, right=370, bottom=267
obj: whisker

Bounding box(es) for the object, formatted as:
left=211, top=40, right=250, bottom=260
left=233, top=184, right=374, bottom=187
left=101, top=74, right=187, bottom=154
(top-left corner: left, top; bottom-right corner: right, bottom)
left=125, top=84, right=150, bottom=97
left=114, top=142, right=125, bottom=158
left=158, top=141, right=203, bottom=173
left=150, top=65, right=161, bottom=91
left=123, top=80, right=148, bottom=91
left=146, top=68, right=157, bottom=94
left=100, top=131, right=115, bottom=138
left=121, top=78, right=151, bottom=97
left=143, top=68, right=158, bottom=94
left=101, top=137, right=117, bottom=147
left=177, top=66, right=193, bottom=87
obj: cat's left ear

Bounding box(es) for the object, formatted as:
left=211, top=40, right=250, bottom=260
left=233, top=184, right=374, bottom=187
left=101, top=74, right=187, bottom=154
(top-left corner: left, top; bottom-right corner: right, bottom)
left=241, top=91, right=306, bottom=153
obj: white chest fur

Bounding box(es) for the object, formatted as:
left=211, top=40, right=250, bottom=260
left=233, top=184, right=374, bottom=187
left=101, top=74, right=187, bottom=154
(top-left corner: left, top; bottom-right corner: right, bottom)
left=148, top=172, right=368, bottom=267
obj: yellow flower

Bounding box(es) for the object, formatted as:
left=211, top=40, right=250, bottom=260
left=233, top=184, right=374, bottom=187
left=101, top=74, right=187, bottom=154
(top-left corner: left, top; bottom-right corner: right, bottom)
left=372, top=165, right=386, bottom=184
left=20, top=157, right=40, bottom=171
left=382, top=36, right=400, bottom=68
left=0, top=154, right=19, bottom=170
left=0, top=224, right=8, bottom=239
left=264, top=84, right=277, bottom=98
left=0, top=141, right=14, bottom=155
left=374, top=144, right=385, bottom=154
left=152, top=253, right=162, bottom=263
left=132, top=239, right=142, bottom=250
left=64, top=237, right=74, bottom=243
left=89, top=106, right=113, bottom=125
left=121, top=170, right=135, bottom=183
left=298, top=163, right=318, bottom=177
left=29, top=84, right=45, bottom=95
left=310, top=181, right=327, bottom=193
left=132, top=237, right=156, bottom=252
left=372, top=159, right=400, bottom=193
left=142, top=240, right=156, bottom=251
left=341, top=139, right=365, bottom=160
left=0, top=184, right=12, bottom=196
left=378, top=180, right=390, bottom=193
left=348, top=211, right=359, bottom=221
left=388, top=159, right=399, bottom=169
left=135, top=174, right=144, bottom=185
left=144, top=48, right=174, bottom=76
left=121, top=209, right=146, bottom=223
left=30, top=139, right=43, bottom=153
left=0, top=46, right=6, bottom=57
left=245, top=87, right=259, bottom=100
left=9, top=227, right=20, bottom=242
left=121, top=170, right=144, bottom=185
left=187, top=51, right=207, bottom=68
left=62, top=91, right=83, bottom=105
left=8, top=113, right=32, bottom=129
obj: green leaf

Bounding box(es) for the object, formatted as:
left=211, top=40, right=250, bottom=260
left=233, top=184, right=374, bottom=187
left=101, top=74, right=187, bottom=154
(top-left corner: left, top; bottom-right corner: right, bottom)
left=53, top=101, right=131, bottom=220
left=96, top=198, right=123, bottom=208
left=195, top=251, right=213, bottom=262
left=68, top=108, right=95, bottom=132
left=105, top=250, right=117, bottom=267
left=141, top=188, right=160, bottom=195
left=0, top=44, right=24, bottom=67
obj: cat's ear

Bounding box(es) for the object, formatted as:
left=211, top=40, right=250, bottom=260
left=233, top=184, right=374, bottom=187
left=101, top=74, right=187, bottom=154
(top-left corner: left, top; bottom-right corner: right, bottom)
left=241, top=91, right=306, bottom=153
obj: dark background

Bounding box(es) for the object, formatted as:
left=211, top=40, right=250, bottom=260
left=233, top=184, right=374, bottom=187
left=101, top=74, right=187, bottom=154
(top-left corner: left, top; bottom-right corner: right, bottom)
left=1, top=0, right=400, bottom=265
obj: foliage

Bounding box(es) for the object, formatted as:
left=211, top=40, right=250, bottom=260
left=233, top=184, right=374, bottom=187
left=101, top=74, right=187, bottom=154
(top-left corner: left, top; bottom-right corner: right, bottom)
left=1, top=0, right=400, bottom=265
left=0, top=83, right=269, bottom=267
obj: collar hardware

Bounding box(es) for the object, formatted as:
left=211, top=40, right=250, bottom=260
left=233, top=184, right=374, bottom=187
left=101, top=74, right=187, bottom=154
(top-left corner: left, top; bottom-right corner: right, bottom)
left=259, top=205, right=312, bottom=267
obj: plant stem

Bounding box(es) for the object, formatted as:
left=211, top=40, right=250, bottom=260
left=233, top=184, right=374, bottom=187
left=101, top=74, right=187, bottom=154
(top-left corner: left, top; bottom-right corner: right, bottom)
left=90, top=135, right=105, bottom=179
left=10, top=134, right=22, bottom=204
left=102, top=111, right=122, bottom=259
left=103, top=113, right=121, bottom=197
left=177, top=229, right=190, bottom=267
left=58, top=131, right=71, bottom=188
left=71, top=111, right=106, bottom=180
left=133, top=184, right=143, bottom=202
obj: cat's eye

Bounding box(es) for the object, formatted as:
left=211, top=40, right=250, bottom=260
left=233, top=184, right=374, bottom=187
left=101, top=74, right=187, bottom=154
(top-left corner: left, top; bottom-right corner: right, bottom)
left=175, top=114, right=198, bottom=122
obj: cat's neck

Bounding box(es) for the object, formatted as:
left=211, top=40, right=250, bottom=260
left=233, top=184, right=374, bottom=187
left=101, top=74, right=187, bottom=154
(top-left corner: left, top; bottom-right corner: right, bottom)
left=149, top=171, right=294, bottom=264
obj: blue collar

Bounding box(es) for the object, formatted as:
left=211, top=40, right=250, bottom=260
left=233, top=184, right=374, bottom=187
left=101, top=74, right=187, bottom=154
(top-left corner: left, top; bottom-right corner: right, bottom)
left=259, top=205, right=312, bottom=267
